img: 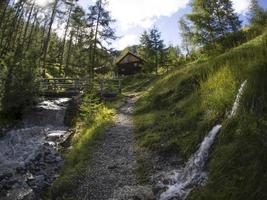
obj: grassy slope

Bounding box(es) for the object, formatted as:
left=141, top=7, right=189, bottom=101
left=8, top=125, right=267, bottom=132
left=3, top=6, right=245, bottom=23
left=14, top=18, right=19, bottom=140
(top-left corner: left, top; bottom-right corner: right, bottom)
left=134, top=31, right=267, bottom=198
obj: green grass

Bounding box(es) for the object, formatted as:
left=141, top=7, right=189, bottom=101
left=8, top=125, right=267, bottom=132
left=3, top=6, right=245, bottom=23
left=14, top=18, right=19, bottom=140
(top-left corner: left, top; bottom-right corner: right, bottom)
left=187, top=62, right=267, bottom=200
left=133, top=30, right=267, bottom=193
left=122, top=73, right=157, bottom=93
left=48, top=93, right=125, bottom=199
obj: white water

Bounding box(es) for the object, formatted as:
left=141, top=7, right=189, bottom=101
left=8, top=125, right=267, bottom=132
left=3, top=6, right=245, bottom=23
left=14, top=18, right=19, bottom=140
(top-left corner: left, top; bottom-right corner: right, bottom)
left=159, top=81, right=247, bottom=200
left=229, top=81, right=247, bottom=118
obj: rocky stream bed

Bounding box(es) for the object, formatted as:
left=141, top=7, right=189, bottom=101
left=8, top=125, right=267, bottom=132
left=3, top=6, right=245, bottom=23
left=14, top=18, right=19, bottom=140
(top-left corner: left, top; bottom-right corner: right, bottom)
left=0, top=98, right=73, bottom=200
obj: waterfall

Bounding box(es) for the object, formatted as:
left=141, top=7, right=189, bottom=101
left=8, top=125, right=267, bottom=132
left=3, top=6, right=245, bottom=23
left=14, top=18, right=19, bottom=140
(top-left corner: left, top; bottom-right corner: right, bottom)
left=159, top=81, right=247, bottom=200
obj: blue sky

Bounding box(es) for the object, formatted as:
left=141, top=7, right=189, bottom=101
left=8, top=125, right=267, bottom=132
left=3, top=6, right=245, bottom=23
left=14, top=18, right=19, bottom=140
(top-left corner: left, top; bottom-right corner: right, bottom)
left=77, top=0, right=267, bottom=50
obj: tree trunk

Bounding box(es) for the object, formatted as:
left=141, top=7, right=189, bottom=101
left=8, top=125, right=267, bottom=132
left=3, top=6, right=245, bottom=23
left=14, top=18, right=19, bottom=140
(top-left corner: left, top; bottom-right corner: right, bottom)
left=91, top=0, right=102, bottom=79
left=65, top=31, right=74, bottom=77
left=26, top=8, right=39, bottom=51
left=42, top=0, right=59, bottom=78
left=59, top=3, right=74, bottom=75
left=21, top=3, right=34, bottom=50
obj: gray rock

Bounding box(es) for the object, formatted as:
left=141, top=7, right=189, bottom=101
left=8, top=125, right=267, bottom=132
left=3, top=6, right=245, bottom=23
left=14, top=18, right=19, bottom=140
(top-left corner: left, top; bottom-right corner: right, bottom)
left=16, top=166, right=27, bottom=175
left=112, top=186, right=155, bottom=200
left=44, top=154, right=57, bottom=163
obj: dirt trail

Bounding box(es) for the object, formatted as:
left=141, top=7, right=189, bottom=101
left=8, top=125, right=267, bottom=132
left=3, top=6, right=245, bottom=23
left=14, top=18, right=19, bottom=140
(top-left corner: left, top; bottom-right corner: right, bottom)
left=77, top=96, right=139, bottom=200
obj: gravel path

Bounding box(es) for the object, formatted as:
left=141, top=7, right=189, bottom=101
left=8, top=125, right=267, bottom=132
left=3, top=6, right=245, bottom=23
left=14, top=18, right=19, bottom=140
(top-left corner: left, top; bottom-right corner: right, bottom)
left=77, top=96, right=139, bottom=200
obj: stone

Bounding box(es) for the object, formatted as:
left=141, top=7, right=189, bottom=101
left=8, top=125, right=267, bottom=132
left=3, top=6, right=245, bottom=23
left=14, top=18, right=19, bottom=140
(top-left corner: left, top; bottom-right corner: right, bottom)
left=55, top=156, right=62, bottom=162
left=16, top=166, right=27, bottom=174
left=112, top=186, right=155, bottom=200
left=44, top=154, right=57, bottom=163
left=108, top=164, right=118, bottom=170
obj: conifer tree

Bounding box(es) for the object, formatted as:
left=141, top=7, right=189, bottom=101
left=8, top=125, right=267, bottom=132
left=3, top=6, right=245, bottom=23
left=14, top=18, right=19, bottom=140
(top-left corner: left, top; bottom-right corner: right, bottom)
left=139, top=27, right=165, bottom=74
left=87, top=0, right=116, bottom=78
left=248, top=0, right=267, bottom=27
left=187, top=0, right=241, bottom=47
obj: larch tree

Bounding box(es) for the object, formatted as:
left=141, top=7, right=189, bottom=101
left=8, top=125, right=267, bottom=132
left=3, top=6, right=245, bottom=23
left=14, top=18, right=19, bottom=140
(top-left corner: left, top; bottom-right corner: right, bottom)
left=179, top=17, right=194, bottom=56
left=87, top=0, right=116, bottom=78
left=139, top=27, right=165, bottom=74
left=248, top=0, right=267, bottom=27
left=59, top=0, right=77, bottom=74
left=187, top=0, right=241, bottom=47
left=42, top=0, right=60, bottom=77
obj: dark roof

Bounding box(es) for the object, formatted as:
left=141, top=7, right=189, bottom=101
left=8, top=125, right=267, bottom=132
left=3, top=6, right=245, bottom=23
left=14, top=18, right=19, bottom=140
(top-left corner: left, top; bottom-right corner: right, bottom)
left=116, top=51, right=145, bottom=65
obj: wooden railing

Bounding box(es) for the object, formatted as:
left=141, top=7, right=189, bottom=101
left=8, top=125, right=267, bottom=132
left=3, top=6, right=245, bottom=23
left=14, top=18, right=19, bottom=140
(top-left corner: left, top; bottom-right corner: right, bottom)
left=40, top=78, right=88, bottom=93
left=40, top=77, right=122, bottom=95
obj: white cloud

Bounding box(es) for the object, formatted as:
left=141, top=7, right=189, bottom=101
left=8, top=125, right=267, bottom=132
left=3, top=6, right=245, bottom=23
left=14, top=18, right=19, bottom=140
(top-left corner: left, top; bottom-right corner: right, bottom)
left=78, top=0, right=252, bottom=49
left=106, top=0, right=189, bottom=30
left=232, top=0, right=250, bottom=14
left=113, top=34, right=139, bottom=50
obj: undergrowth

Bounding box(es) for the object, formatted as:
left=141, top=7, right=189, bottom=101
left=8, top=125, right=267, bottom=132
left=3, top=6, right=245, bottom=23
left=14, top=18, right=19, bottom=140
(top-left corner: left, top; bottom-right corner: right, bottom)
left=49, top=90, right=125, bottom=199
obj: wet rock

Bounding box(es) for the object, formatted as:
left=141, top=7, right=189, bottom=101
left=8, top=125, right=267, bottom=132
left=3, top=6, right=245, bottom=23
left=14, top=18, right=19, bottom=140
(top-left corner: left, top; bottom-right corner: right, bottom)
left=56, top=156, right=63, bottom=162
left=44, top=154, right=57, bottom=163
left=6, top=181, right=35, bottom=200
left=0, top=128, right=3, bottom=137
left=16, top=165, right=27, bottom=175
left=2, top=179, right=18, bottom=190
left=0, top=98, right=70, bottom=199
left=4, top=173, right=13, bottom=179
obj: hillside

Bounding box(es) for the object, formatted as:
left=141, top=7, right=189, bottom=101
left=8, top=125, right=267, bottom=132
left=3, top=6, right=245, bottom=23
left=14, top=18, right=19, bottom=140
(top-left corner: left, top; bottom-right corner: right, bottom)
left=133, top=31, right=267, bottom=199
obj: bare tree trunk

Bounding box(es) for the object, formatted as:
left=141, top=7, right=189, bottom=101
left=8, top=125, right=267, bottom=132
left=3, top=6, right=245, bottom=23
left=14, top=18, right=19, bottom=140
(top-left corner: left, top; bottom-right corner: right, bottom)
left=26, top=8, right=39, bottom=51
left=91, top=0, right=102, bottom=79
left=65, top=31, right=74, bottom=77
left=21, top=3, right=34, bottom=49
left=59, top=3, right=74, bottom=75
left=42, top=0, right=59, bottom=78
left=0, top=0, right=10, bottom=28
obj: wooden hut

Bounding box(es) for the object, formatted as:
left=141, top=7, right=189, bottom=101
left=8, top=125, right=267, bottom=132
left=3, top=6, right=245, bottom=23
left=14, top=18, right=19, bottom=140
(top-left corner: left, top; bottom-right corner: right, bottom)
left=116, top=52, right=144, bottom=75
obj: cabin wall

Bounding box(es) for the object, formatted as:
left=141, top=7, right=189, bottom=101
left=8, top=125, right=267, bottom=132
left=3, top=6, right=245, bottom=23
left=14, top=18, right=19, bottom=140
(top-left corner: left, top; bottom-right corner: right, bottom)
left=117, top=62, right=142, bottom=75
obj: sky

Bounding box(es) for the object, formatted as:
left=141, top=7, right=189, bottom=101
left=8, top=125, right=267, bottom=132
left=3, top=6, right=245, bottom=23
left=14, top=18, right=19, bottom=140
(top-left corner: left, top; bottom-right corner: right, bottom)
left=33, top=0, right=267, bottom=50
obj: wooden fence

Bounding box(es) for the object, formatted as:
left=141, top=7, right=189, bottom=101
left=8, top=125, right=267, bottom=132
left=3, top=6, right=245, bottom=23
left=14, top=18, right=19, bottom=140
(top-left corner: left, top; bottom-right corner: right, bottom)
left=40, top=78, right=122, bottom=96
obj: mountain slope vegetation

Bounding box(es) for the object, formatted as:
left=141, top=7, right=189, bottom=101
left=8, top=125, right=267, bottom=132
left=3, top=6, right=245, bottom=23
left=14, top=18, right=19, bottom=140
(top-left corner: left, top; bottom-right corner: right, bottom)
left=133, top=30, right=267, bottom=199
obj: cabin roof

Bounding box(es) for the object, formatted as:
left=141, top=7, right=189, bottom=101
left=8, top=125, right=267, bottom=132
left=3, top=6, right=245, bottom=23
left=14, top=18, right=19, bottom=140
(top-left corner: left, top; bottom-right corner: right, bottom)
left=116, top=51, right=145, bottom=65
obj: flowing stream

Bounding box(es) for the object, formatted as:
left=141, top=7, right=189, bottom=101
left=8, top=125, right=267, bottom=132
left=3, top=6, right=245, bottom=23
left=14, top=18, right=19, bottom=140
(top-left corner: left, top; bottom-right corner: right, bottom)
left=158, top=81, right=247, bottom=200
left=0, top=98, right=71, bottom=199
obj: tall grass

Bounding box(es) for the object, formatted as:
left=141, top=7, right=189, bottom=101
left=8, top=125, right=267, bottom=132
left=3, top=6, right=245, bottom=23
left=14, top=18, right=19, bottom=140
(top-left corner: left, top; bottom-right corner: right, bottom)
left=188, top=61, right=267, bottom=200
left=134, top=31, right=267, bottom=186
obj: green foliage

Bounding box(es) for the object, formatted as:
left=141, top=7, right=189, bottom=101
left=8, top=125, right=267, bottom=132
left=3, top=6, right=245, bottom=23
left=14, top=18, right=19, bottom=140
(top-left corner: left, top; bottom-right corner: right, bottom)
left=122, top=73, right=157, bottom=93
left=180, top=0, right=246, bottom=54
left=248, top=0, right=267, bottom=27
left=1, top=50, right=40, bottom=117
left=0, top=0, right=117, bottom=119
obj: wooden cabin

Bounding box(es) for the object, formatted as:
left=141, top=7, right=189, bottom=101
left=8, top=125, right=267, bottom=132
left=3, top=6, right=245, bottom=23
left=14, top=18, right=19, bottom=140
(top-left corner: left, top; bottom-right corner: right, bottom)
left=116, top=52, right=144, bottom=75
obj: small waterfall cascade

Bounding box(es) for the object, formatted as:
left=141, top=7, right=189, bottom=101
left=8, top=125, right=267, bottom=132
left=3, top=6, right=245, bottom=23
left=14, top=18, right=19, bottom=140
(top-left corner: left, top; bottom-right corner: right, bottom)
left=158, top=81, right=247, bottom=200
left=0, top=98, right=71, bottom=199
